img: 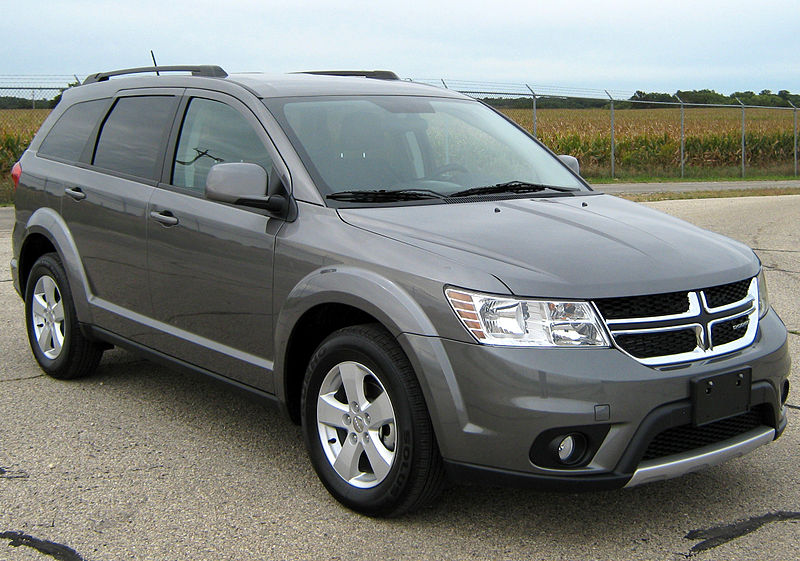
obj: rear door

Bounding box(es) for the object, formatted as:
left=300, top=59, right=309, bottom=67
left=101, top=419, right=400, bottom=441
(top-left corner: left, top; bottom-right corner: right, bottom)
left=60, top=90, right=181, bottom=337
left=145, top=90, right=285, bottom=391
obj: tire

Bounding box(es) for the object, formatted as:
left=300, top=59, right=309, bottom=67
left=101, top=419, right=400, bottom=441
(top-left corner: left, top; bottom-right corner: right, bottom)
left=301, top=324, right=444, bottom=516
left=24, top=253, right=103, bottom=380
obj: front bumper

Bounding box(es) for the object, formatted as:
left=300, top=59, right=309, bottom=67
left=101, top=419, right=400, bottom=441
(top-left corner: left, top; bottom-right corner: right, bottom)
left=399, top=308, right=790, bottom=488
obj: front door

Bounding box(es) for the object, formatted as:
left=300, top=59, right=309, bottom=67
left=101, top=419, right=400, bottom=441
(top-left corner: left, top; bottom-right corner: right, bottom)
left=145, top=93, right=283, bottom=391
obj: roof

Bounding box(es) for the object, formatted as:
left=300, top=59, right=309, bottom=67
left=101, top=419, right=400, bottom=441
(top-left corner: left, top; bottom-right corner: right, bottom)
left=229, top=72, right=463, bottom=99
left=74, top=66, right=467, bottom=100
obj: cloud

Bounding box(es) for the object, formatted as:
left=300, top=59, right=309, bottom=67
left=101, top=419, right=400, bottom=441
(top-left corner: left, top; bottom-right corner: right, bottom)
left=8, top=0, right=800, bottom=94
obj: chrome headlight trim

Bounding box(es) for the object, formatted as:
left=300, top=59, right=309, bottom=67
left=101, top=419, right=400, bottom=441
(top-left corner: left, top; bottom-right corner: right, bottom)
left=757, top=269, right=770, bottom=319
left=445, top=287, right=611, bottom=348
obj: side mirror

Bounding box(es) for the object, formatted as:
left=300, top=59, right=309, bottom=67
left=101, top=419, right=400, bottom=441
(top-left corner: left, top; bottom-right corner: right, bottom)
left=558, top=155, right=580, bottom=176
left=206, top=162, right=288, bottom=215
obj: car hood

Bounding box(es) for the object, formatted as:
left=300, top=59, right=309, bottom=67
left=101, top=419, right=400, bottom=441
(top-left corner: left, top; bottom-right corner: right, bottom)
left=336, top=194, right=759, bottom=298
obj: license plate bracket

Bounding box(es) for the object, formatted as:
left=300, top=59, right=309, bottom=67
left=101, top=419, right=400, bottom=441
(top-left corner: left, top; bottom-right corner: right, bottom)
left=691, top=369, right=751, bottom=426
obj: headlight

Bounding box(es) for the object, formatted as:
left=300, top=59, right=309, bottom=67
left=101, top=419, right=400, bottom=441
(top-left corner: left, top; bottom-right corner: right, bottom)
left=445, top=288, right=610, bottom=347
left=757, top=269, right=769, bottom=318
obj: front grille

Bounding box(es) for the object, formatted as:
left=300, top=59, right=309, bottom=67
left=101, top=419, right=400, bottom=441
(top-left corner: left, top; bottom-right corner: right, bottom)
left=594, top=277, right=757, bottom=365
left=705, top=279, right=751, bottom=308
left=595, top=291, right=689, bottom=320
left=641, top=408, right=765, bottom=462
left=615, top=329, right=697, bottom=359
left=711, top=317, right=750, bottom=347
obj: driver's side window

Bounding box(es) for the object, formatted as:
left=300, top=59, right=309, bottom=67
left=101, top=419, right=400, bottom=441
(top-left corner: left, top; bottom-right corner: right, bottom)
left=172, top=98, right=273, bottom=193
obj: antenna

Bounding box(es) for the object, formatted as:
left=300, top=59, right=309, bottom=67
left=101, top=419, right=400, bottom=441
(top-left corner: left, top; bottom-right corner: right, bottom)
left=150, top=50, right=160, bottom=76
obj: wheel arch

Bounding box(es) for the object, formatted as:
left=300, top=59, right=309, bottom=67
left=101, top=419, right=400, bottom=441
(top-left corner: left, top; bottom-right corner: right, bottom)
left=20, top=208, right=93, bottom=324
left=275, top=266, right=441, bottom=425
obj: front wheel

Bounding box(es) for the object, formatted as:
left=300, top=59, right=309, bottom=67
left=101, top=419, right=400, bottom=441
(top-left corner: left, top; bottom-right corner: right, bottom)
left=301, top=324, right=444, bottom=516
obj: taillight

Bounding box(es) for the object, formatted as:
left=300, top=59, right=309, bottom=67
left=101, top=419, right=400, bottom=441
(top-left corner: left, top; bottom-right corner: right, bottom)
left=11, top=162, right=21, bottom=191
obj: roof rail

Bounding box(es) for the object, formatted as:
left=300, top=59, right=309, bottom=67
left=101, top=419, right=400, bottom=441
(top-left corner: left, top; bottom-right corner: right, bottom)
left=299, top=70, right=400, bottom=81
left=83, top=65, right=228, bottom=85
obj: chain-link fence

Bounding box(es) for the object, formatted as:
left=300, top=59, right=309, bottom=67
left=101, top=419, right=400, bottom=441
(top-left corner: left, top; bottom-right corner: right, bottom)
left=0, top=88, right=61, bottom=136
left=416, top=79, right=800, bottom=180
left=1, top=76, right=799, bottom=183
left=1, top=78, right=71, bottom=202
left=0, top=76, right=71, bottom=135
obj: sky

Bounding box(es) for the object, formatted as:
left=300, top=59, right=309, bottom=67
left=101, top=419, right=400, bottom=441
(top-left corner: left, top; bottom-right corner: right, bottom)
left=7, top=0, right=800, bottom=96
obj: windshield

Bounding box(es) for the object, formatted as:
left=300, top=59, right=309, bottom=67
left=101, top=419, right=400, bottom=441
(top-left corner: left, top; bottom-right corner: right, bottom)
left=263, top=95, right=587, bottom=201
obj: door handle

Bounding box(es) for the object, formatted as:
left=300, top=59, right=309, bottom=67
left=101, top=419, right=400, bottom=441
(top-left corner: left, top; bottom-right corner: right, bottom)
left=149, top=210, right=179, bottom=226
left=64, top=187, right=86, bottom=201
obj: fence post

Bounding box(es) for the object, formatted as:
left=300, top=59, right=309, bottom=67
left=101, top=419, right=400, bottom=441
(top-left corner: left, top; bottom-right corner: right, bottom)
left=735, top=97, right=746, bottom=178
left=605, top=90, right=615, bottom=178
left=31, top=89, right=36, bottom=110
left=525, top=84, right=537, bottom=137
left=789, top=100, right=798, bottom=177
left=675, top=94, right=685, bottom=178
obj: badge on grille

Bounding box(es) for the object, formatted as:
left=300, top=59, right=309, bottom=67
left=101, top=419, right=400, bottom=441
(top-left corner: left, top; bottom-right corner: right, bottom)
left=732, top=319, right=750, bottom=331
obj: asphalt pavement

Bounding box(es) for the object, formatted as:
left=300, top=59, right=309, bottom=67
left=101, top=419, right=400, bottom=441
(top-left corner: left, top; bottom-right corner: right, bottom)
left=0, top=195, right=798, bottom=560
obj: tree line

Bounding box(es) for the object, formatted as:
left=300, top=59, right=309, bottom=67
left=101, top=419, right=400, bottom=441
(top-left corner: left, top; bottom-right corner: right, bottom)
left=484, top=89, right=800, bottom=110
left=0, top=95, right=60, bottom=110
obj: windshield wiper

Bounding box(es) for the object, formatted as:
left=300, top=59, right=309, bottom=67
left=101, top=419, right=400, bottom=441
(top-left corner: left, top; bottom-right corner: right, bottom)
left=448, top=181, right=580, bottom=198
left=326, top=188, right=446, bottom=202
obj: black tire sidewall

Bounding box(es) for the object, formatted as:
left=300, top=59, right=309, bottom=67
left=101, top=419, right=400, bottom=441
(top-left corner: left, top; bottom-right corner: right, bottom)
left=302, top=329, right=418, bottom=515
left=24, top=254, right=77, bottom=377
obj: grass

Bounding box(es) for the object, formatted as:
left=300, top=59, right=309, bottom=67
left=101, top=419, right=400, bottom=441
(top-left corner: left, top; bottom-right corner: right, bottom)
left=589, top=172, right=800, bottom=184
left=613, top=187, right=800, bottom=202
left=1, top=178, right=13, bottom=205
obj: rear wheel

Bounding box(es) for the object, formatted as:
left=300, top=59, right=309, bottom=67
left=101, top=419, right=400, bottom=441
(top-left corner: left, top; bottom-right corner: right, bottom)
left=25, top=253, right=103, bottom=379
left=301, top=324, right=444, bottom=516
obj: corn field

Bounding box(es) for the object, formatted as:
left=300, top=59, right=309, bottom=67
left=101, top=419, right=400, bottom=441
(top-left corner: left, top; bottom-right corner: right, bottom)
left=501, top=107, right=798, bottom=178
left=2, top=105, right=799, bottom=205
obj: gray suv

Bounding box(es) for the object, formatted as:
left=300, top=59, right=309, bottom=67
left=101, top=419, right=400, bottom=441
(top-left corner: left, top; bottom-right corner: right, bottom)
left=10, top=65, right=790, bottom=516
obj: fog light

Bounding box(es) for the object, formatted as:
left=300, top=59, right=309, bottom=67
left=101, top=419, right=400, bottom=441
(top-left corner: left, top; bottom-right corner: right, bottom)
left=558, top=436, right=575, bottom=461
left=550, top=433, right=586, bottom=465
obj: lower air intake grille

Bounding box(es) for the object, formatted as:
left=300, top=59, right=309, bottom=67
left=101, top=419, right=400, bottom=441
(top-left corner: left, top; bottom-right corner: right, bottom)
left=641, top=408, right=765, bottom=462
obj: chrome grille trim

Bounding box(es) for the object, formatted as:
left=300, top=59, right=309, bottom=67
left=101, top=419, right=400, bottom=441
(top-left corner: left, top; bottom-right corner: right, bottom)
left=701, top=290, right=755, bottom=314
left=596, top=278, right=758, bottom=366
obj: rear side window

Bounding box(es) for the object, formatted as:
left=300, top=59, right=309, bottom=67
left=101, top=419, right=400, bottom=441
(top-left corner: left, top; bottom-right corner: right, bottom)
left=38, top=99, right=107, bottom=162
left=172, top=98, right=272, bottom=193
left=93, top=96, right=176, bottom=180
